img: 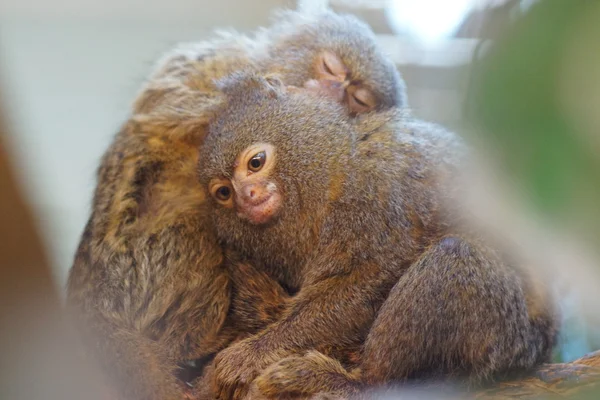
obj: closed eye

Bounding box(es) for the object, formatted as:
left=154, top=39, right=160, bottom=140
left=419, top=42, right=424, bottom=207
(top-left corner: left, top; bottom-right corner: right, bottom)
left=352, top=94, right=368, bottom=107
left=322, top=59, right=335, bottom=76
left=348, top=87, right=376, bottom=114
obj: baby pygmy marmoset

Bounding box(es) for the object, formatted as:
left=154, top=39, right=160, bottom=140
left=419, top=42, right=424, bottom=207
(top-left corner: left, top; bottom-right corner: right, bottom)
left=198, top=74, right=557, bottom=399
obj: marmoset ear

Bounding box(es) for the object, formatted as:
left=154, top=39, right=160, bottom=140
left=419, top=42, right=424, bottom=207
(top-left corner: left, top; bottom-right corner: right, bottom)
left=215, top=71, right=287, bottom=101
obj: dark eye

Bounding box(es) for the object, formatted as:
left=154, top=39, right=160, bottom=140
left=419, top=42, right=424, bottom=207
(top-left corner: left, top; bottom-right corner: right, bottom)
left=248, top=152, right=266, bottom=172
left=215, top=186, right=231, bottom=201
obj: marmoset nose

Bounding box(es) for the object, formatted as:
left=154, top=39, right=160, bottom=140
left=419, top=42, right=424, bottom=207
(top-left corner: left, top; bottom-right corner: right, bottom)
left=239, top=184, right=271, bottom=205
left=304, top=79, right=345, bottom=103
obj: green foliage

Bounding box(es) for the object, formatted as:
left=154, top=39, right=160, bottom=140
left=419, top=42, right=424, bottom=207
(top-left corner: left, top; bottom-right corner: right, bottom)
left=467, top=0, right=600, bottom=226
left=466, top=0, right=600, bottom=368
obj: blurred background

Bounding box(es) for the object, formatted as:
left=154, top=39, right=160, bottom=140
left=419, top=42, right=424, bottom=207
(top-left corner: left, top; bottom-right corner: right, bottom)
left=1, top=0, right=599, bottom=367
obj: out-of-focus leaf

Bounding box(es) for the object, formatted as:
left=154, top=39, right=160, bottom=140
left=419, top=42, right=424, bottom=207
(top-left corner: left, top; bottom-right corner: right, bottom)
left=466, top=0, right=600, bottom=364
left=467, top=0, right=600, bottom=238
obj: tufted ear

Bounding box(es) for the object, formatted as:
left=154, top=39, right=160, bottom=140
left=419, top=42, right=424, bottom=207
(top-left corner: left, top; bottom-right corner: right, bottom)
left=214, top=71, right=287, bottom=101
left=263, top=73, right=287, bottom=95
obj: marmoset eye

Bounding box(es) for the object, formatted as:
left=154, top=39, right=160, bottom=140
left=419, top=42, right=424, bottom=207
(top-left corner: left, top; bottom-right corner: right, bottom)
left=248, top=152, right=266, bottom=172
left=215, top=186, right=231, bottom=201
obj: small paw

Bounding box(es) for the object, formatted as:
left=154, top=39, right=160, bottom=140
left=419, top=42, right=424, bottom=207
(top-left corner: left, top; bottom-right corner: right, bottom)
left=255, top=351, right=356, bottom=398
left=213, top=339, right=264, bottom=400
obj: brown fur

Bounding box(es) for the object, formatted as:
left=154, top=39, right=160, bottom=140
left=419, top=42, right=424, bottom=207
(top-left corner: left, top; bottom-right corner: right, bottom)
left=66, top=116, right=289, bottom=400
left=67, top=9, right=403, bottom=400
left=197, top=75, right=558, bottom=399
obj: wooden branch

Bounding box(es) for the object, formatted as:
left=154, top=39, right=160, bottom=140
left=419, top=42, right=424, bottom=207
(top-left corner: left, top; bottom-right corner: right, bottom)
left=476, top=351, right=600, bottom=399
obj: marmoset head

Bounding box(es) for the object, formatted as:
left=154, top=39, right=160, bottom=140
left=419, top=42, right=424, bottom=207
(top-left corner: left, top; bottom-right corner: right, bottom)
left=262, top=10, right=407, bottom=115
left=199, top=73, right=353, bottom=262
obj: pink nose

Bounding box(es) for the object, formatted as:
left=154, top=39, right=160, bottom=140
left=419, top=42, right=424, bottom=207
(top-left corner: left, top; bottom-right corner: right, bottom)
left=304, top=79, right=345, bottom=103
left=239, top=184, right=271, bottom=206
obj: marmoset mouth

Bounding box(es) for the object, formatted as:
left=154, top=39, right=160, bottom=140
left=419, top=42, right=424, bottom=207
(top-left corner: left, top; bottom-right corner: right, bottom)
left=237, top=191, right=282, bottom=225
